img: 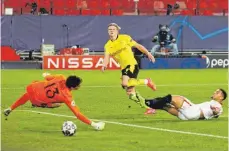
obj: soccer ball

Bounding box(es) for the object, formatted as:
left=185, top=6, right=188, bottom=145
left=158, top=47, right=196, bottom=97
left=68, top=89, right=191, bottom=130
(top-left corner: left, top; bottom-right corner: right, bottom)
left=62, top=121, right=77, bottom=136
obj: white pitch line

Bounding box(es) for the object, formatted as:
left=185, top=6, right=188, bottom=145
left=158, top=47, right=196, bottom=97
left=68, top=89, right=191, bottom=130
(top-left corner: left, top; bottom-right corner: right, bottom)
left=16, top=110, right=228, bottom=139
left=1, top=83, right=228, bottom=90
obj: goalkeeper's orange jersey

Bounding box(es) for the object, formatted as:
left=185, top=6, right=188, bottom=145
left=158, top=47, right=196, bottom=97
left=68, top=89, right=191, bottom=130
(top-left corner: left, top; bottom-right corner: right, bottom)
left=26, top=74, right=91, bottom=125
left=27, top=74, right=71, bottom=105
left=104, top=34, right=138, bottom=69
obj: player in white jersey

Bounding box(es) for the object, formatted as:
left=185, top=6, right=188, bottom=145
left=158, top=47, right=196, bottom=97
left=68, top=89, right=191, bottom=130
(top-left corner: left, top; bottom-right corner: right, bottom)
left=135, top=89, right=227, bottom=120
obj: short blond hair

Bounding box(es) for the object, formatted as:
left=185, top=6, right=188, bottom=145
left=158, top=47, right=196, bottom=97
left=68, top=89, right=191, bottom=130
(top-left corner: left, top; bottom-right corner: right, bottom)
left=108, top=23, right=121, bottom=30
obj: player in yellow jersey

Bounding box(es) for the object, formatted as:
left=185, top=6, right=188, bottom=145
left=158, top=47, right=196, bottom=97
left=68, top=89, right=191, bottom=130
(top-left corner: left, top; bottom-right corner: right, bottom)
left=102, top=23, right=157, bottom=114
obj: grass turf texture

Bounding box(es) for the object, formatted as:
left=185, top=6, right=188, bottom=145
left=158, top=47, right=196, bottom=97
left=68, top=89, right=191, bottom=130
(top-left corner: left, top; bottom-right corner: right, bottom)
left=1, top=69, right=228, bottom=151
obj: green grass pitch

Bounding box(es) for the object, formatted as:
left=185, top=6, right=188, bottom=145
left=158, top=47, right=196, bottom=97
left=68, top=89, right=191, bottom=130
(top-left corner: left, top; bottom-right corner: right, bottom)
left=1, top=69, right=228, bottom=151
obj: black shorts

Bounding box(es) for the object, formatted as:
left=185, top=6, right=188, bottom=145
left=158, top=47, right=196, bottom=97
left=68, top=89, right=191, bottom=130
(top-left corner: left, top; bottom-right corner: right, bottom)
left=121, top=65, right=139, bottom=79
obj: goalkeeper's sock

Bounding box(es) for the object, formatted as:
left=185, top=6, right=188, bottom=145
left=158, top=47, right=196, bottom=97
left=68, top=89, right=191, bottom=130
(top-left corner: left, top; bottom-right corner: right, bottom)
left=127, top=79, right=148, bottom=87
left=10, top=93, right=30, bottom=110
left=145, top=94, right=172, bottom=109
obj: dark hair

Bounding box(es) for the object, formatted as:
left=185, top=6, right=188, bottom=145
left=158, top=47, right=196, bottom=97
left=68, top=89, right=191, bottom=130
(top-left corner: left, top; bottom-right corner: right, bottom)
left=66, top=76, right=82, bottom=89
left=219, top=88, right=227, bottom=100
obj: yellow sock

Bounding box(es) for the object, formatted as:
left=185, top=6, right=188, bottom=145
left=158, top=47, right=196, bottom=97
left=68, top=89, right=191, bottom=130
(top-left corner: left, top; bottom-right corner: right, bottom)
left=127, top=79, right=146, bottom=87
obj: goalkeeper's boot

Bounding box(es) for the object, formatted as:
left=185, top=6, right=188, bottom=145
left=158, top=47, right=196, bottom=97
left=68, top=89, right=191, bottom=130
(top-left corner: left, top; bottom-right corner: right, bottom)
left=146, top=78, right=157, bottom=91
left=4, top=108, right=12, bottom=116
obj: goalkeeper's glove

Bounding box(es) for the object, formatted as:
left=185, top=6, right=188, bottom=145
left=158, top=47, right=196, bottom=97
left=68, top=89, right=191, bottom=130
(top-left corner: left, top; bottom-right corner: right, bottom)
left=91, top=121, right=105, bottom=131
left=42, top=72, right=50, bottom=77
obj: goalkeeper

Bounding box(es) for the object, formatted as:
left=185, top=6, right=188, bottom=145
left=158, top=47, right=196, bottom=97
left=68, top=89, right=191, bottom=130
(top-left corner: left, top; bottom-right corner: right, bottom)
left=3, top=73, right=105, bottom=131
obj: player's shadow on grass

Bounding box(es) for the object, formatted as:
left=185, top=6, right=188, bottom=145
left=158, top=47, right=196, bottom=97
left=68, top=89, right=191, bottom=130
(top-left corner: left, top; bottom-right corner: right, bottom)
left=201, top=116, right=228, bottom=122
left=132, top=118, right=186, bottom=123
left=26, top=129, right=61, bottom=133
left=97, top=114, right=184, bottom=123
left=98, top=114, right=228, bottom=123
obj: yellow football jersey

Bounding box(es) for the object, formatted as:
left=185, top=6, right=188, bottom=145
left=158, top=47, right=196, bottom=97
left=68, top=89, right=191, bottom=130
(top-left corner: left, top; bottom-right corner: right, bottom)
left=104, top=34, right=138, bottom=69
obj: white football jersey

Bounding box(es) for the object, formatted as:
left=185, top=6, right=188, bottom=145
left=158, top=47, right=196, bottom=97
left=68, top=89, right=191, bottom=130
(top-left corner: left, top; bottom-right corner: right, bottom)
left=197, top=100, right=223, bottom=119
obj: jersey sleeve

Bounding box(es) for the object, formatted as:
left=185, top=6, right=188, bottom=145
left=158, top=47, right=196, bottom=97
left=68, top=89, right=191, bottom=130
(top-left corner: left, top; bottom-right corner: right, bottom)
left=207, top=108, right=223, bottom=120
left=214, top=107, right=223, bottom=117
left=64, top=97, right=92, bottom=125
left=126, top=35, right=137, bottom=47
left=211, top=101, right=223, bottom=118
